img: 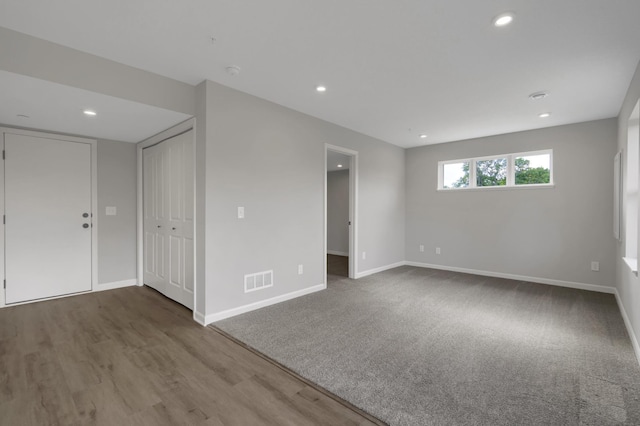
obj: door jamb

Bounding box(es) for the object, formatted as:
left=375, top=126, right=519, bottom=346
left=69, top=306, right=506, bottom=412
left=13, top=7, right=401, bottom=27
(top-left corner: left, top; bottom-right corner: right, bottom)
left=325, top=144, right=358, bottom=282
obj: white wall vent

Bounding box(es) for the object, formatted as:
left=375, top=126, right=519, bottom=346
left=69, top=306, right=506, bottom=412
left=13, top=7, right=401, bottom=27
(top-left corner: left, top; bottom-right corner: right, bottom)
left=244, top=270, right=273, bottom=293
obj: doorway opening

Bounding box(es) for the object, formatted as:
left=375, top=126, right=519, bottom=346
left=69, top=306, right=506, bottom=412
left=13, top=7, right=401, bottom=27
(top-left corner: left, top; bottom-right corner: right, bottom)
left=325, top=144, right=357, bottom=282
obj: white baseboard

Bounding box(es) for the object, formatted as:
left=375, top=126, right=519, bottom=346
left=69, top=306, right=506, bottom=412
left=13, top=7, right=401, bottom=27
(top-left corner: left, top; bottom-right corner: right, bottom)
left=204, top=283, right=326, bottom=325
left=614, top=289, right=640, bottom=366
left=405, top=261, right=616, bottom=294
left=327, top=250, right=349, bottom=257
left=94, top=279, right=138, bottom=292
left=193, top=310, right=207, bottom=326
left=355, top=261, right=406, bottom=279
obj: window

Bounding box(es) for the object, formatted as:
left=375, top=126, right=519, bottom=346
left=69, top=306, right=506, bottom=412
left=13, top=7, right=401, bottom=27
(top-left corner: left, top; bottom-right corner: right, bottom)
left=624, top=100, right=640, bottom=274
left=438, top=149, right=553, bottom=190
left=442, top=161, right=469, bottom=189
left=476, top=157, right=507, bottom=187
left=515, top=153, right=551, bottom=185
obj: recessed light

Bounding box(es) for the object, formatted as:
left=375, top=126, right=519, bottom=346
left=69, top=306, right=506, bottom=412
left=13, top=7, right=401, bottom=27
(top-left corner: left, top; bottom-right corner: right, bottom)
left=83, top=110, right=97, bottom=116
left=419, top=134, right=428, bottom=139
left=337, top=164, right=343, bottom=168
left=529, top=91, right=549, bottom=100
left=493, top=13, right=514, bottom=27
left=538, top=112, right=551, bottom=118
left=316, top=85, right=327, bottom=92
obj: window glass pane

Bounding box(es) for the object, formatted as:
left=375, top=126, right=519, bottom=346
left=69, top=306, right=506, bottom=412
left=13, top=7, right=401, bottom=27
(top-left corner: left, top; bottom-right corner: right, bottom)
left=515, top=153, right=551, bottom=185
left=442, top=162, right=469, bottom=188
left=476, top=158, right=507, bottom=187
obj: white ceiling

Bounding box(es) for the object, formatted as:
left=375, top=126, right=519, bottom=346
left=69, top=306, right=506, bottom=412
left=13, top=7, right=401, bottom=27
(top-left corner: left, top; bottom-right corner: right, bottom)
left=327, top=151, right=351, bottom=172
left=0, top=71, right=190, bottom=142
left=1, top=1, right=640, bottom=147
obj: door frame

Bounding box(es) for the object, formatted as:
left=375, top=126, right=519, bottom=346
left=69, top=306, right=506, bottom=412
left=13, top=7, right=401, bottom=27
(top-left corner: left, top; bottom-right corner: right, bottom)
left=137, top=118, right=196, bottom=311
left=0, top=127, right=98, bottom=308
left=325, top=144, right=358, bottom=282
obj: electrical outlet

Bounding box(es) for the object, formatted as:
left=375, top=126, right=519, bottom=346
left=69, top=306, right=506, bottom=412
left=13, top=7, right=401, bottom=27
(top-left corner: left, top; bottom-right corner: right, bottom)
left=591, top=261, right=599, bottom=271
left=298, top=264, right=303, bottom=275
left=419, top=245, right=424, bottom=252
left=237, top=206, right=245, bottom=219
left=435, top=247, right=441, bottom=255
left=362, top=251, right=366, bottom=260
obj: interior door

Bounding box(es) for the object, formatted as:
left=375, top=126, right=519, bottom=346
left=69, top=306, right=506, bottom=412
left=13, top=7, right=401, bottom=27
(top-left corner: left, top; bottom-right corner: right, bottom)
left=143, top=130, right=194, bottom=309
left=4, top=133, right=92, bottom=304
left=143, top=142, right=167, bottom=293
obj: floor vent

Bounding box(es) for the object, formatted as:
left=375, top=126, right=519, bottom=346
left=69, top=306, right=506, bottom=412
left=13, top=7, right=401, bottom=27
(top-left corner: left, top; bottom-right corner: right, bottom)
left=244, top=270, right=273, bottom=293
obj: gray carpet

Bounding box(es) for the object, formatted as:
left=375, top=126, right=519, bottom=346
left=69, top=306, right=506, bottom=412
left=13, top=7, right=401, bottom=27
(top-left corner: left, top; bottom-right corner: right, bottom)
left=214, top=266, right=640, bottom=426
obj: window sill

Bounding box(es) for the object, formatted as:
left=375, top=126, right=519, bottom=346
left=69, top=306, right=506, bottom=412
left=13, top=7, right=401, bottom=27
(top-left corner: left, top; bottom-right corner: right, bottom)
left=623, top=257, right=638, bottom=276
left=437, top=184, right=555, bottom=192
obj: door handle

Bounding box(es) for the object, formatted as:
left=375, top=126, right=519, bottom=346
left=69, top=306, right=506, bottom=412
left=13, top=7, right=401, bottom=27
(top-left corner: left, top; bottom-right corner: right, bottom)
left=83, top=223, right=89, bottom=229
left=172, top=227, right=176, bottom=231
left=157, top=225, right=161, bottom=228
left=82, top=213, right=89, bottom=218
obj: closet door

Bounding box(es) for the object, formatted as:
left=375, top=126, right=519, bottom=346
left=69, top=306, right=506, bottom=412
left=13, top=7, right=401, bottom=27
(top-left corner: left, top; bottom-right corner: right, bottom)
left=143, top=142, right=168, bottom=294
left=4, top=133, right=93, bottom=304
left=143, top=130, right=194, bottom=309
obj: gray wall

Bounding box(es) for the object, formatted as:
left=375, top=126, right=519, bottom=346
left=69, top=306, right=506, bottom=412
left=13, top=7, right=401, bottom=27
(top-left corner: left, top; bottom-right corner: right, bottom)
left=202, top=81, right=405, bottom=316
left=406, top=119, right=617, bottom=287
left=97, top=139, right=137, bottom=284
left=616, top=60, right=640, bottom=356
left=327, top=170, right=349, bottom=255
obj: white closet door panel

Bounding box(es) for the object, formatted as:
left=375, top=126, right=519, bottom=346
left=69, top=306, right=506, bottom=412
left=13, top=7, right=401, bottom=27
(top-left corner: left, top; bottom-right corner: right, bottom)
left=143, top=130, right=194, bottom=309
left=5, top=133, right=92, bottom=304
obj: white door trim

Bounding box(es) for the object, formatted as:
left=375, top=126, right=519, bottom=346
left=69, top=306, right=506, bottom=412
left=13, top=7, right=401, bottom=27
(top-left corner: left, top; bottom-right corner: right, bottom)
left=0, top=127, right=97, bottom=308
left=137, top=118, right=196, bottom=313
left=325, top=144, right=358, bottom=282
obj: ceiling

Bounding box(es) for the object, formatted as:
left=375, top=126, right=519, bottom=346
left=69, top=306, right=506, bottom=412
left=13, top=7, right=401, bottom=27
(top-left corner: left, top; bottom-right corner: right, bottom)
left=0, top=71, right=190, bottom=142
left=327, top=151, right=351, bottom=172
left=1, top=1, right=640, bottom=147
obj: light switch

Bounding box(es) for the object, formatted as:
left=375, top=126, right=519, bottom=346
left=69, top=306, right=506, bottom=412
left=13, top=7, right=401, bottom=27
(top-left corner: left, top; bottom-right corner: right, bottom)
left=106, top=206, right=117, bottom=216
left=238, top=206, right=245, bottom=219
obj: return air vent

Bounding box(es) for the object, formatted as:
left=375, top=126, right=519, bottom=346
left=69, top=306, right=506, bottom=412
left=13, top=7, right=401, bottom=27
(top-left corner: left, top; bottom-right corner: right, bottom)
left=244, top=270, right=273, bottom=293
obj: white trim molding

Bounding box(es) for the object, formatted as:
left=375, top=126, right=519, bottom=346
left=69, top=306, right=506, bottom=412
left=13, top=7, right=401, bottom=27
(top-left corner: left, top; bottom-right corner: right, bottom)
left=193, top=310, right=207, bottom=326
left=94, top=279, right=137, bottom=292
left=203, top=283, right=326, bottom=325
left=405, top=261, right=616, bottom=294
left=355, top=261, right=406, bottom=279
left=614, top=289, right=640, bottom=366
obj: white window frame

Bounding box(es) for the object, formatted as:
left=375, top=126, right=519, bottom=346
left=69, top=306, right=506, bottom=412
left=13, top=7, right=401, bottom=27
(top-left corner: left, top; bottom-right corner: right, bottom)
left=437, top=149, right=553, bottom=191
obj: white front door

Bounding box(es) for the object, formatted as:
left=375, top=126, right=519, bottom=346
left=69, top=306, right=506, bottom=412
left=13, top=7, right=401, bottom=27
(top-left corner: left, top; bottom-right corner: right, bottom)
left=143, top=130, right=194, bottom=309
left=4, top=133, right=93, bottom=304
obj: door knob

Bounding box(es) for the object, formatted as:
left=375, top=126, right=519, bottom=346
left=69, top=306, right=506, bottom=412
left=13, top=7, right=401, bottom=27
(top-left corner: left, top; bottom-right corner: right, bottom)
left=82, top=213, right=89, bottom=218
left=172, top=227, right=176, bottom=230
left=83, top=223, right=89, bottom=228
left=157, top=225, right=161, bottom=228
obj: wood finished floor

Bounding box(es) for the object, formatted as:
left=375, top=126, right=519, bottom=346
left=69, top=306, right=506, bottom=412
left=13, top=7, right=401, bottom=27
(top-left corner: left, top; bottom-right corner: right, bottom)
left=0, top=286, right=382, bottom=425
left=327, top=254, right=348, bottom=277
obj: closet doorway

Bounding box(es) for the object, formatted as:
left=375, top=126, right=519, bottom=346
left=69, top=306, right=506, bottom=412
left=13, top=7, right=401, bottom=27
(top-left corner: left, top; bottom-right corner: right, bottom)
left=142, top=128, right=194, bottom=309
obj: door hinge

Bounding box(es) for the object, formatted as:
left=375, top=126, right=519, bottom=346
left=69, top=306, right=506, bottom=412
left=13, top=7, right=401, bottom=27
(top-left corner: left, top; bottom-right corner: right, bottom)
left=2, top=150, right=4, bottom=160
left=2, top=215, right=4, bottom=225
left=3, top=280, right=5, bottom=289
